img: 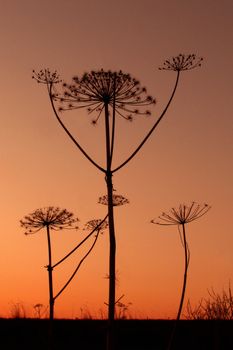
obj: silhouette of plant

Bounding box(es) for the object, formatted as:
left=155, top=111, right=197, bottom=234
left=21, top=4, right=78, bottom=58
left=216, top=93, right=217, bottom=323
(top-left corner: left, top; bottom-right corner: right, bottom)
left=9, top=302, right=27, bottom=319
left=151, top=202, right=210, bottom=349
left=115, top=295, right=132, bottom=320
left=33, top=56, right=202, bottom=350
left=84, top=218, right=109, bottom=233
left=98, top=194, right=129, bottom=207
left=20, top=206, right=79, bottom=321
left=186, top=283, right=233, bottom=320
left=79, top=305, right=93, bottom=320
left=159, top=54, right=203, bottom=71
left=33, top=303, right=47, bottom=319
left=53, top=217, right=108, bottom=301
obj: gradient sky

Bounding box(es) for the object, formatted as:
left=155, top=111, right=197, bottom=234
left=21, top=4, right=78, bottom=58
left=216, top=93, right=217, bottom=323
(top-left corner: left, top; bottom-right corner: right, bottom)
left=0, top=0, right=232, bottom=319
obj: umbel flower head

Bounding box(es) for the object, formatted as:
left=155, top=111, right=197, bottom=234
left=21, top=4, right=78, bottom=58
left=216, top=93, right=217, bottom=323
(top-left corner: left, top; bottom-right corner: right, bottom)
left=57, top=69, right=156, bottom=123
left=84, top=219, right=108, bottom=234
left=32, top=69, right=61, bottom=85
left=98, top=194, right=129, bottom=207
left=151, top=202, right=211, bottom=226
left=20, top=207, right=79, bottom=235
left=159, top=54, right=203, bottom=72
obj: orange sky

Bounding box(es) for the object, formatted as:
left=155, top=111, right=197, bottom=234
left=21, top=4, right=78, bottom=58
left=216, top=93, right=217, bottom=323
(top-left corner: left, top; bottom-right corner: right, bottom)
left=0, top=0, right=232, bottom=319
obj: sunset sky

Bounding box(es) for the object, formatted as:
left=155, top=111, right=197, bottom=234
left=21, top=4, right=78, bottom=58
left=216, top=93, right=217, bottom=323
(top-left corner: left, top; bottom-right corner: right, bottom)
left=0, top=0, right=232, bottom=319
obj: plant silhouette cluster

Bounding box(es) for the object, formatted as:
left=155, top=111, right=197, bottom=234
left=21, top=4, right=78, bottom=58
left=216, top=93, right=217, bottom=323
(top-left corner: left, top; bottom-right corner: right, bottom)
left=21, top=206, right=108, bottom=324
left=186, top=285, right=233, bottom=320
left=32, top=54, right=204, bottom=350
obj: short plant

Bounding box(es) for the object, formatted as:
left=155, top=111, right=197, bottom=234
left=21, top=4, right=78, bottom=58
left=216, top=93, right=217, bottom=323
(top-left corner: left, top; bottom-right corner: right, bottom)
left=9, top=302, right=27, bottom=319
left=186, top=283, right=233, bottom=320
left=115, top=295, right=132, bottom=320
left=20, top=206, right=79, bottom=321
left=33, top=303, right=47, bottom=319
left=152, top=202, right=210, bottom=349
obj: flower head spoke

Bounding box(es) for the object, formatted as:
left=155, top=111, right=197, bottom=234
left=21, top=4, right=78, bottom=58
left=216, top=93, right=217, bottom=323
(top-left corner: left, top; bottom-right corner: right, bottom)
left=187, top=203, right=211, bottom=223
left=185, top=201, right=195, bottom=222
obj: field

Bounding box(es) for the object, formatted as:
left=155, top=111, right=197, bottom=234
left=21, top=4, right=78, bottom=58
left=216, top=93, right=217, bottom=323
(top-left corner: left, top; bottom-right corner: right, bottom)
left=1, top=319, right=233, bottom=349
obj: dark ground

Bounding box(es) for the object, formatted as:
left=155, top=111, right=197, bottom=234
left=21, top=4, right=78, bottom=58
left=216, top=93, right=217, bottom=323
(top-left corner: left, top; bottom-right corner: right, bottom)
left=0, top=318, right=233, bottom=350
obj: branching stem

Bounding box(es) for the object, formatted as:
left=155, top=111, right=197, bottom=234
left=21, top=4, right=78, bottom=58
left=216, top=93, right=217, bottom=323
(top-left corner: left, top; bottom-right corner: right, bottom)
left=112, top=71, right=180, bottom=173
left=52, top=214, right=108, bottom=269
left=48, top=84, right=105, bottom=173
left=54, top=229, right=101, bottom=300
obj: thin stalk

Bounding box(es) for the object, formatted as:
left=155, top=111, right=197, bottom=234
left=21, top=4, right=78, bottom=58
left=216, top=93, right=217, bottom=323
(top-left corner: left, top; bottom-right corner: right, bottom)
left=109, top=74, right=116, bottom=167
left=52, top=214, right=108, bottom=269
left=105, top=103, right=112, bottom=171
left=106, top=171, right=116, bottom=350
left=177, top=223, right=188, bottom=320
left=46, top=225, right=54, bottom=350
left=105, top=102, right=116, bottom=350
left=54, top=230, right=100, bottom=300
left=167, top=223, right=189, bottom=350
left=46, top=225, right=54, bottom=321
left=112, top=71, right=180, bottom=173
left=48, top=84, right=105, bottom=173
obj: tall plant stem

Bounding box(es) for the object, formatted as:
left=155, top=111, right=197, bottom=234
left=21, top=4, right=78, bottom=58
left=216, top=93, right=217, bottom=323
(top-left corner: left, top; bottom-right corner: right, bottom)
left=46, top=225, right=54, bottom=321
left=177, top=223, right=188, bottom=321
left=167, top=223, right=189, bottom=350
left=46, top=225, right=54, bottom=350
left=105, top=102, right=116, bottom=350
left=106, top=171, right=116, bottom=350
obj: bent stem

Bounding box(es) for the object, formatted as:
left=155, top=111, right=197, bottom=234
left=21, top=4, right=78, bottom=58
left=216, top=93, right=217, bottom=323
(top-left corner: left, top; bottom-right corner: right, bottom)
left=112, top=71, right=180, bottom=173
left=167, top=223, right=189, bottom=350
left=52, top=214, right=108, bottom=269
left=54, top=229, right=101, bottom=300
left=48, top=84, right=105, bottom=173
left=177, top=223, right=189, bottom=320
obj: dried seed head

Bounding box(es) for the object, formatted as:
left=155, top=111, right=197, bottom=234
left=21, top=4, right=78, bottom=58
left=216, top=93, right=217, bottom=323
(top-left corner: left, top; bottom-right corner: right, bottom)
left=55, top=69, right=156, bottom=123
left=98, top=194, right=129, bottom=206
left=152, top=202, right=210, bottom=226
left=84, top=219, right=108, bottom=233
left=20, top=207, right=79, bottom=234
left=32, top=69, right=61, bottom=84
left=159, top=54, right=203, bottom=72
